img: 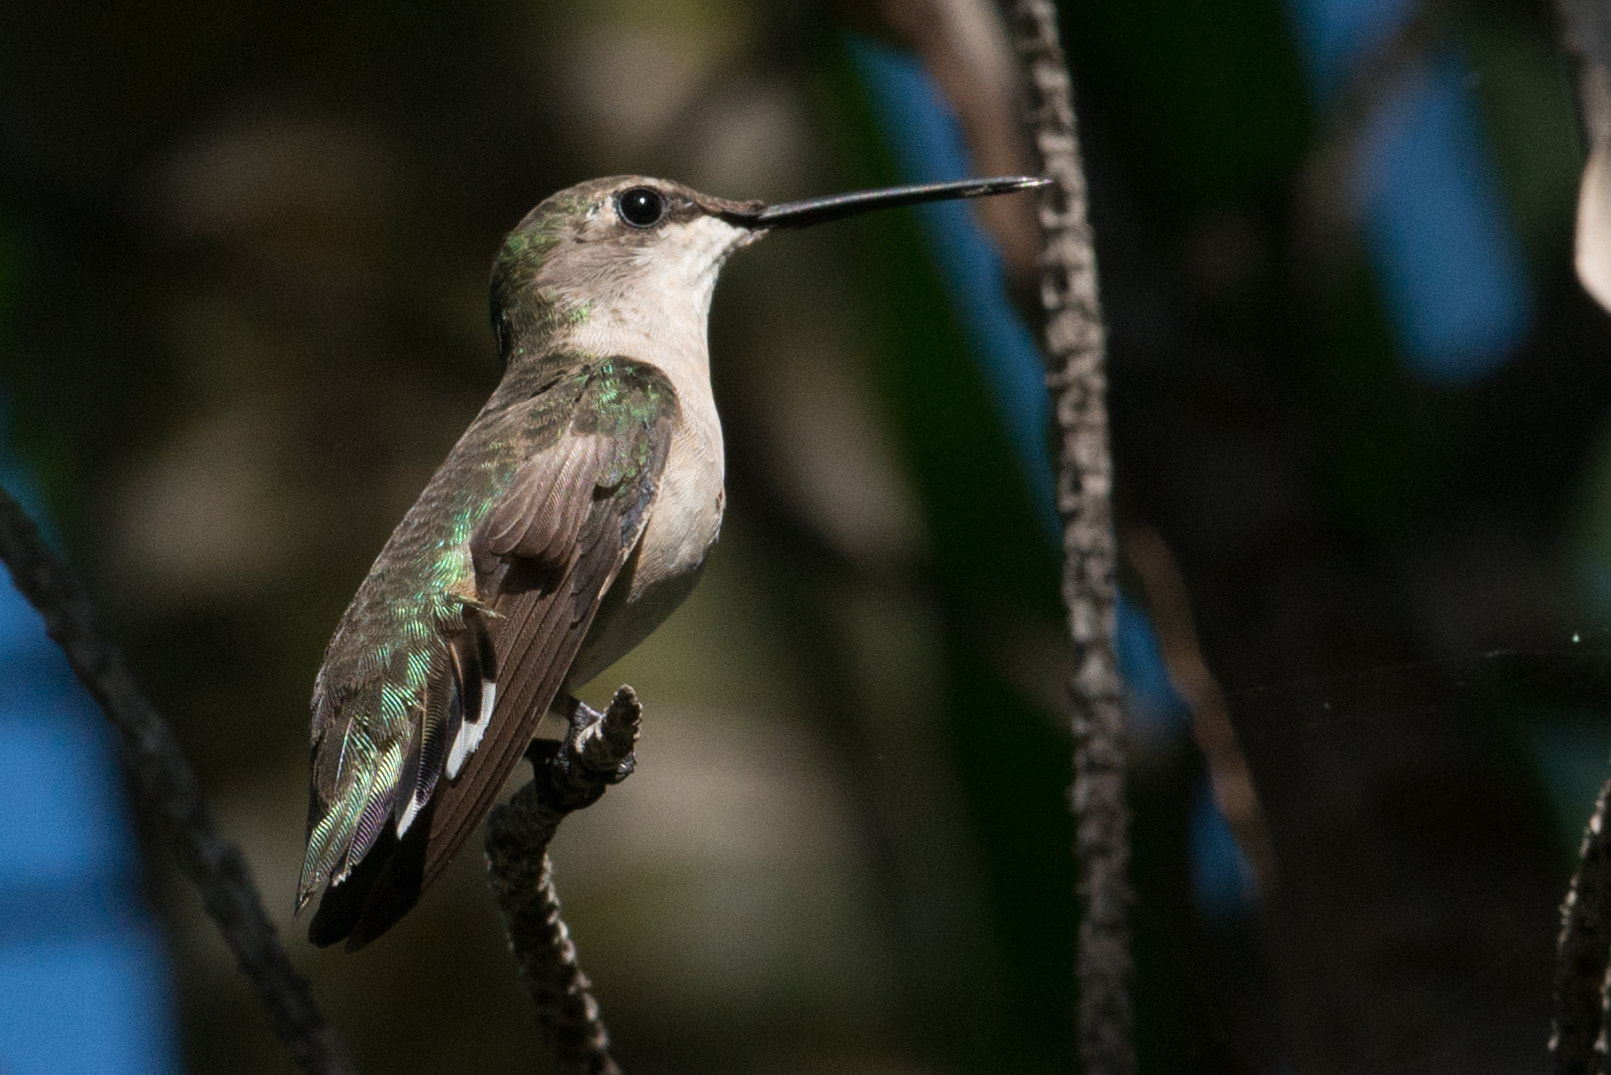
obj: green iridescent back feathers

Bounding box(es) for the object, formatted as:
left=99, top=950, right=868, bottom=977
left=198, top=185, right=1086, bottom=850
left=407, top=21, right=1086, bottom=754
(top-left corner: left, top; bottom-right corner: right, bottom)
left=298, top=355, right=676, bottom=930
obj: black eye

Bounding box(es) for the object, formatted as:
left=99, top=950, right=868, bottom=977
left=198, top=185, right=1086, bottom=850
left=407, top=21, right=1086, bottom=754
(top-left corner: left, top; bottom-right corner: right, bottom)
left=617, top=187, right=665, bottom=228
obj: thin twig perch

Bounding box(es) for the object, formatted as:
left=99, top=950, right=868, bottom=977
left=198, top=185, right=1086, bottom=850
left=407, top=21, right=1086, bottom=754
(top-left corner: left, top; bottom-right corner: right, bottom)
left=485, top=688, right=642, bottom=1075
left=0, top=485, right=354, bottom=1075
left=1551, top=776, right=1611, bottom=1074
left=1005, top=2, right=1136, bottom=1073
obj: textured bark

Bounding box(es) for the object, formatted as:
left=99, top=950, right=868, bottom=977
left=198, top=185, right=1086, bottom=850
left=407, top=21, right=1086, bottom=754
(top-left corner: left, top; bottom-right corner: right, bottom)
left=484, top=688, right=641, bottom=1075
left=1552, top=776, right=1611, bottom=1074
left=0, top=486, right=355, bottom=1075
left=1005, top=3, right=1134, bottom=1073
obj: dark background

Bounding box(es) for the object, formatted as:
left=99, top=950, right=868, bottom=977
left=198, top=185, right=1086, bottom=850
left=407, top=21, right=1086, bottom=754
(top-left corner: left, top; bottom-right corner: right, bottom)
left=0, top=0, right=1605, bottom=1072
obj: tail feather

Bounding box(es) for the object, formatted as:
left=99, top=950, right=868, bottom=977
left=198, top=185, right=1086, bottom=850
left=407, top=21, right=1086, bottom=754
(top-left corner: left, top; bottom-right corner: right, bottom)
left=303, top=605, right=502, bottom=942
left=298, top=730, right=378, bottom=904
left=344, top=742, right=403, bottom=875
left=397, top=671, right=451, bottom=837
left=307, top=788, right=436, bottom=951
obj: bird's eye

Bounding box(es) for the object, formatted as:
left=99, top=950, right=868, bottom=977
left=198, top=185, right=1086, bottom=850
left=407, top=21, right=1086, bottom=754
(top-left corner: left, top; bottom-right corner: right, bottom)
left=617, top=187, right=665, bottom=228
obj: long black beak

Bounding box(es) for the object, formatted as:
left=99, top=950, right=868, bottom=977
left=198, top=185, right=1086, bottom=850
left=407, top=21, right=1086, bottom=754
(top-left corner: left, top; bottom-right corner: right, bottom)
left=729, top=175, right=1049, bottom=230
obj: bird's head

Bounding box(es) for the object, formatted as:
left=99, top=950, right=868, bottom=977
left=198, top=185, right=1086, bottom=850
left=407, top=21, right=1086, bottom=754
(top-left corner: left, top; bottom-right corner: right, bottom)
left=489, top=173, right=1048, bottom=365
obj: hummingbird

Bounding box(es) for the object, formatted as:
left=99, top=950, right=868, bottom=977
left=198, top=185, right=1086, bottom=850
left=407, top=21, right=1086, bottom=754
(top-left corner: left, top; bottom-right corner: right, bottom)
left=297, top=172, right=1047, bottom=949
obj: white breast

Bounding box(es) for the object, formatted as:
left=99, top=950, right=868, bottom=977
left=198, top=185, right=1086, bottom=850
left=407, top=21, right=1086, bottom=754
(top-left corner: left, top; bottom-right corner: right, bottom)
left=561, top=214, right=745, bottom=687
left=564, top=404, right=724, bottom=689
left=632, top=395, right=725, bottom=599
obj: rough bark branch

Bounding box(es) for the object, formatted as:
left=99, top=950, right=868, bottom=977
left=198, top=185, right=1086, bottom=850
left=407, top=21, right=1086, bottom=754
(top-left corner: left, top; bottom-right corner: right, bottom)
left=1552, top=776, right=1611, bottom=1074
left=1004, top=3, right=1135, bottom=1073
left=0, top=485, right=354, bottom=1075
left=485, top=688, right=642, bottom=1075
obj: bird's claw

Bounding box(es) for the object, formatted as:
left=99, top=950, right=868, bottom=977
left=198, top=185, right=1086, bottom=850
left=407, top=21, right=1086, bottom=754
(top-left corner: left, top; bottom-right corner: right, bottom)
left=546, top=693, right=638, bottom=788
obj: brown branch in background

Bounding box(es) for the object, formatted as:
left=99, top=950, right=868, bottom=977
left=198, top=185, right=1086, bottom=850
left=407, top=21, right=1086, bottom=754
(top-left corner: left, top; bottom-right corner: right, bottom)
left=1122, top=524, right=1278, bottom=894
left=0, top=486, right=354, bottom=1075
left=873, top=0, right=1041, bottom=279
left=1005, top=3, right=1135, bottom=1074
left=1551, top=776, right=1611, bottom=1074
left=485, top=687, right=642, bottom=1075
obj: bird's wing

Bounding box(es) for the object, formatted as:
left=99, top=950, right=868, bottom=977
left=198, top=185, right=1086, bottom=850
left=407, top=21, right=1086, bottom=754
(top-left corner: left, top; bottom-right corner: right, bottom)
left=306, top=357, right=676, bottom=949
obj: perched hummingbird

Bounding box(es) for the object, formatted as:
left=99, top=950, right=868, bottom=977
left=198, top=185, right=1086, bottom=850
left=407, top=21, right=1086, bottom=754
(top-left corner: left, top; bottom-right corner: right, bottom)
left=298, top=172, right=1046, bottom=949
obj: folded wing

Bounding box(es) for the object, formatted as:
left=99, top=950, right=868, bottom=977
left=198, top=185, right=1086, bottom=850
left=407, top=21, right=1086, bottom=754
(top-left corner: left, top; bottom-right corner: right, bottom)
left=304, top=357, right=676, bottom=949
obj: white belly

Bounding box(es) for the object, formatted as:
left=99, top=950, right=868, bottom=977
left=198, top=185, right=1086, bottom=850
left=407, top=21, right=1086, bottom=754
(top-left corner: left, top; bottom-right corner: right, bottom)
left=565, top=405, right=724, bottom=688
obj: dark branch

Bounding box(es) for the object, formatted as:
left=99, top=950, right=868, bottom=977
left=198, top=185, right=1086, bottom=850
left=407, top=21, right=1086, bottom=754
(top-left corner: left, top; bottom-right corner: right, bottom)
left=485, top=687, right=642, bottom=1075
left=1004, top=2, right=1135, bottom=1073
left=0, top=486, right=354, bottom=1075
left=1551, top=776, right=1611, bottom=1074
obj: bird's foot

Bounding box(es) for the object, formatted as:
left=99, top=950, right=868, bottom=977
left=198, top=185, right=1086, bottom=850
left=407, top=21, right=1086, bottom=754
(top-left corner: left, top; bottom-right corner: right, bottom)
left=535, top=688, right=641, bottom=798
